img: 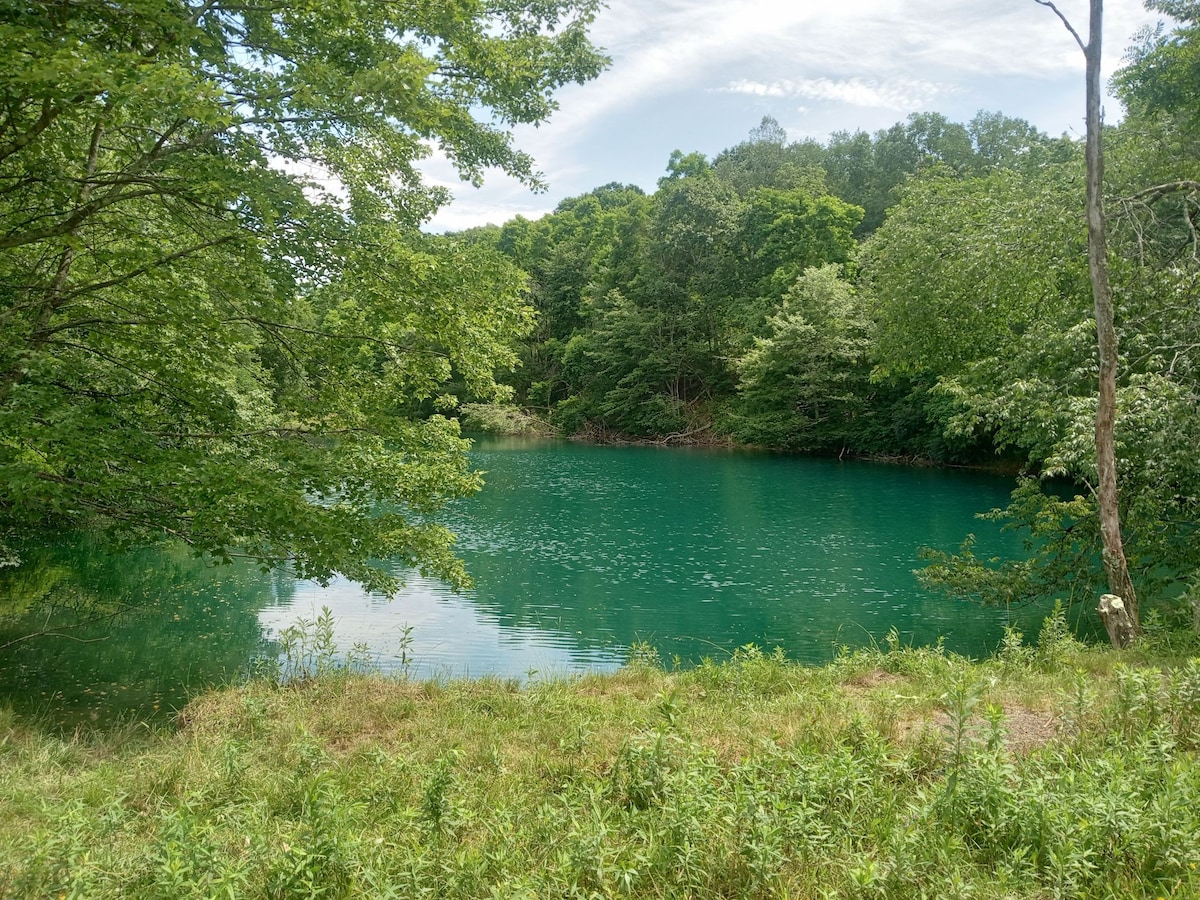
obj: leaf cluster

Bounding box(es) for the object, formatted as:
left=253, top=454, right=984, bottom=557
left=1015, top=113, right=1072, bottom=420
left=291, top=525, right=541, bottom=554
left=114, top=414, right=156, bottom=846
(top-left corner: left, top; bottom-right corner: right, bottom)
left=0, top=0, right=605, bottom=589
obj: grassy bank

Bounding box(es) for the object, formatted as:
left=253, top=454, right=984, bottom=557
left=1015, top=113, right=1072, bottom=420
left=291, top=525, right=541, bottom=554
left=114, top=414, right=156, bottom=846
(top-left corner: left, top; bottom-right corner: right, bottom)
left=2, top=624, right=1200, bottom=899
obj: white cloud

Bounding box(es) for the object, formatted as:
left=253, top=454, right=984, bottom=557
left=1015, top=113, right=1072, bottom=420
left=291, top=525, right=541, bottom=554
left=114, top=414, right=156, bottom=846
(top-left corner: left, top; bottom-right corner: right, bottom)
left=426, top=196, right=554, bottom=233
left=419, top=0, right=1164, bottom=230
left=722, top=77, right=954, bottom=111
left=546, top=0, right=1159, bottom=135
left=723, top=80, right=790, bottom=99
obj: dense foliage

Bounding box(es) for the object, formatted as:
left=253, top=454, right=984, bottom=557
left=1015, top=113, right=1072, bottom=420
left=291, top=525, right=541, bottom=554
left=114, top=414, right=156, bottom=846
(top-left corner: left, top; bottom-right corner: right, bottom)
left=470, top=3, right=1200, bottom=624
left=2, top=0, right=1197, bottom=629
left=3, top=632, right=1200, bottom=897
left=471, top=110, right=1081, bottom=457
left=0, top=0, right=606, bottom=592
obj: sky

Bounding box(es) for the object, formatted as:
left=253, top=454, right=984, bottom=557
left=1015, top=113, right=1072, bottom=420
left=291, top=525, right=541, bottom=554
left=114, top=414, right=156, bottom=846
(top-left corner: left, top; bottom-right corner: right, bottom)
left=421, top=0, right=1164, bottom=232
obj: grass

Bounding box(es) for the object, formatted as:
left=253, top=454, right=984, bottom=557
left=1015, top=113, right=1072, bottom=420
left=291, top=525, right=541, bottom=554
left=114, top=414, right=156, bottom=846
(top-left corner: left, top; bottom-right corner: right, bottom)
left=1, top=616, right=1200, bottom=898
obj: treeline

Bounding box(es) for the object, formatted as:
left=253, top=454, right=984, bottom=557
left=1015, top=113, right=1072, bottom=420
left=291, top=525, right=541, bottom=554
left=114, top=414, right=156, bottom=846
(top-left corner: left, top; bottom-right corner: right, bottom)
left=459, top=2, right=1200, bottom=611
left=460, top=111, right=1079, bottom=460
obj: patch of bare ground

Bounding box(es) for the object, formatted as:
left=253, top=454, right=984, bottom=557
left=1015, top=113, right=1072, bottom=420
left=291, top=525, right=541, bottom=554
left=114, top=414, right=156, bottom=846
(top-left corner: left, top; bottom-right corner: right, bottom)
left=1000, top=705, right=1060, bottom=753
left=843, top=667, right=906, bottom=692
left=896, top=704, right=1059, bottom=754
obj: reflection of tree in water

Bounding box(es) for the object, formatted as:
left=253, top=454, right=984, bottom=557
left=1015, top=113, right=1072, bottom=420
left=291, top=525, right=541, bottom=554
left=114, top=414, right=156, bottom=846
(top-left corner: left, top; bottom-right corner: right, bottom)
left=453, top=442, right=1040, bottom=665
left=0, top=534, right=285, bottom=728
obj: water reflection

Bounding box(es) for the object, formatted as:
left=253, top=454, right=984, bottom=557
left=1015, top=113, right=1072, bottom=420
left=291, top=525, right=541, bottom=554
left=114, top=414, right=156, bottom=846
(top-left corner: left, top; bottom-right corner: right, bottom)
left=2, top=439, right=1060, bottom=726
left=257, top=574, right=625, bottom=682
left=0, top=536, right=278, bottom=726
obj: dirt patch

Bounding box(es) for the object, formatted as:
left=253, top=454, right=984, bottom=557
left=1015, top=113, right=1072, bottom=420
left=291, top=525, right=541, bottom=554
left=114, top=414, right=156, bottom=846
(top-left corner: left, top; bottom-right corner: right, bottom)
left=843, top=668, right=906, bottom=692
left=895, top=704, right=1059, bottom=754
left=1001, top=706, right=1059, bottom=754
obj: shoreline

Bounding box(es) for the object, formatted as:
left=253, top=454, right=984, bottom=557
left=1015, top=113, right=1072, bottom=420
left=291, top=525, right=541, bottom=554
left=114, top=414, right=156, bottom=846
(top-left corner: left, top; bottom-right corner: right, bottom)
left=468, top=407, right=1030, bottom=477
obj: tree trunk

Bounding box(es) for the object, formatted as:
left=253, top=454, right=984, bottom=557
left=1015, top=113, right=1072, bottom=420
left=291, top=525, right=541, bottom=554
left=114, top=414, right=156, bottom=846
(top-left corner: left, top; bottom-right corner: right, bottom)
left=1037, top=0, right=1140, bottom=644
left=1098, top=594, right=1136, bottom=649
left=1082, top=0, right=1140, bottom=642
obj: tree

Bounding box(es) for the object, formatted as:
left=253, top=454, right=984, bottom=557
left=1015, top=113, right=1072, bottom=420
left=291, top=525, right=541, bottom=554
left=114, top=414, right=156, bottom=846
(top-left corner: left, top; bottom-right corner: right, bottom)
left=867, top=144, right=1200, bottom=623
left=967, top=110, right=1075, bottom=173
left=493, top=184, right=652, bottom=412
left=1114, top=1, right=1200, bottom=154
left=543, top=157, right=747, bottom=440
left=740, top=188, right=863, bottom=297
left=865, top=165, right=1087, bottom=382
left=0, top=0, right=606, bottom=593
left=711, top=117, right=828, bottom=197
left=729, top=264, right=872, bottom=450
left=822, top=113, right=978, bottom=235
left=1111, top=1, right=1200, bottom=236
left=1037, top=0, right=1140, bottom=645
left=867, top=5, right=1200, bottom=637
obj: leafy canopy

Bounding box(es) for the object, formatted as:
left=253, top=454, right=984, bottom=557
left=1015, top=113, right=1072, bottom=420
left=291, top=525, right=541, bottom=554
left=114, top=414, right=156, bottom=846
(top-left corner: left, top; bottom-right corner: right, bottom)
left=0, top=0, right=607, bottom=591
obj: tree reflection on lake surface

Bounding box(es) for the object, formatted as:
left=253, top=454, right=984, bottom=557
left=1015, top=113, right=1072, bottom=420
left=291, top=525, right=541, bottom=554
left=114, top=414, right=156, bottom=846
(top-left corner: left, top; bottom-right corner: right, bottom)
left=0, top=535, right=280, bottom=726
left=2, top=439, right=1068, bottom=726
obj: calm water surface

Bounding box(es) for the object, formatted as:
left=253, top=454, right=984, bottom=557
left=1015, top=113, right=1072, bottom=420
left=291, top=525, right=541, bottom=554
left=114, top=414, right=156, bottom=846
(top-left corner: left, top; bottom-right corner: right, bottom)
left=1, top=438, right=1052, bottom=724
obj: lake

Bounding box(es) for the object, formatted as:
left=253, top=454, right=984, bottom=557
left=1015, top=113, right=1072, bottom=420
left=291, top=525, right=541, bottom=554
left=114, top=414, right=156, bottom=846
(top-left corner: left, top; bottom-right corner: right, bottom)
left=0, top=438, right=1056, bottom=725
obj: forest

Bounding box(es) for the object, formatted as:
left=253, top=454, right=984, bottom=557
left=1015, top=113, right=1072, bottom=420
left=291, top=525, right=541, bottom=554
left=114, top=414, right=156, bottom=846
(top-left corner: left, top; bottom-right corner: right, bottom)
left=454, top=2, right=1200, bottom=633
left=0, top=0, right=606, bottom=597
left=0, top=0, right=1197, bottom=640
left=5, top=3, right=1200, bottom=897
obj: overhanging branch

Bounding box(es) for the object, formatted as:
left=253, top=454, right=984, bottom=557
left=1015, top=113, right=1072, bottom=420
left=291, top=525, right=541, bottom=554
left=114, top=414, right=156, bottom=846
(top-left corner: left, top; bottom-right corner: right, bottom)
left=1034, top=0, right=1087, bottom=52
left=1123, top=180, right=1200, bottom=204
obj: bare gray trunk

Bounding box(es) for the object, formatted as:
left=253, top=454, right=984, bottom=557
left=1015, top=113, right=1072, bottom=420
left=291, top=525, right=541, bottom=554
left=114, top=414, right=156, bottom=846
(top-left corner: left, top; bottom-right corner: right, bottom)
left=1037, top=0, right=1139, bottom=644
left=1083, top=0, right=1140, bottom=642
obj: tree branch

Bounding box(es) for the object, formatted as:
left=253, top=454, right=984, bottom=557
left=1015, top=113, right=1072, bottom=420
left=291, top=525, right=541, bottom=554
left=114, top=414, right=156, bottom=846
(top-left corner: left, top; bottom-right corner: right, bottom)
left=55, top=236, right=237, bottom=303
left=0, top=121, right=223, bottom=252
left=1122, top=180, right=1200, bottom=204
left=0, top=98, right=59, bottom=165
left=0, top=188, right=163, bottom=251
left=1034, top=0, right=1087, bottom=52
left=236, top=315, right=453, bottom=359
left=147, top=426, right=378, bottom=440
left=41, top=339, right=207, bottom=413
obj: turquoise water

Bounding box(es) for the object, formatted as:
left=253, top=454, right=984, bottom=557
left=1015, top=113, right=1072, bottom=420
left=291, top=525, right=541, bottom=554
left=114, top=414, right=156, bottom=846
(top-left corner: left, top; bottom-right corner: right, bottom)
left=0, top=438, right=1047, bottom=724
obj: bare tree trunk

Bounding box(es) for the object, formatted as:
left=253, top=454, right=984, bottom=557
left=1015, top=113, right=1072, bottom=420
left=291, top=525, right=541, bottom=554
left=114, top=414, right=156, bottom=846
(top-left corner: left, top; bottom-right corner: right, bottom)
left=1039, top=0, right=1140, bottom=644
left=1099, top=593, right=1136, bottom=649
left=1083, top=0, right=1139, bottom=642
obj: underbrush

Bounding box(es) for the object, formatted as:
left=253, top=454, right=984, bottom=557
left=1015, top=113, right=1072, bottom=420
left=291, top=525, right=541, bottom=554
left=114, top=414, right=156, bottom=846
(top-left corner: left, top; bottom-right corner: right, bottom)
left=459, top=403, right=557, bottom=437
left=2, top=620, right=1200, bottom=898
